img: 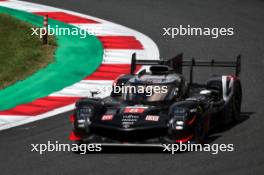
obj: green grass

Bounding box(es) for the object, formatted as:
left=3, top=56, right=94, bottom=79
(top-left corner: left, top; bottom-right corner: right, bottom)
left=0, top=14, right=56, bottom=89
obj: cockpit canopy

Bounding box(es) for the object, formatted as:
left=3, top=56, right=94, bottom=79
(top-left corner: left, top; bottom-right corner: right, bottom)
left=120, top=70, right=183, bottom=103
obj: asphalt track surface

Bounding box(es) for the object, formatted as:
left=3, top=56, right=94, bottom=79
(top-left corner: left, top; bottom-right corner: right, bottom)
left=1, top=0, right=264, bottom=174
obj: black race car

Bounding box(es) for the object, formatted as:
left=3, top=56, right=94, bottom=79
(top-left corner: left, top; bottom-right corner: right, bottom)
left=69, top=53, right=242, bottom=146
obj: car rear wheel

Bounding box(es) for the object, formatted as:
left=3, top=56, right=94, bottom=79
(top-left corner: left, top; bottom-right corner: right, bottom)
left=222, top=81, right=242, bottom=125
left=232, top=81, right=242, bottom=122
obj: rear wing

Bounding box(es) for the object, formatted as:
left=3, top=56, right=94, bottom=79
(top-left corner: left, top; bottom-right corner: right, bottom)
left=130, top=53, right=241, bottom=84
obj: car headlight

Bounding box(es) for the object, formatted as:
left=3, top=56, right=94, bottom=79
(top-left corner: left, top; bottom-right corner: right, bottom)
left=76, top=106, right=93, bottom=128
left=168, top=107, right=188, bottom=130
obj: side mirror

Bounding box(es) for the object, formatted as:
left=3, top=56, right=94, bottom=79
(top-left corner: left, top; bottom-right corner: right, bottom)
left=90, top=90, right=100, bottom=97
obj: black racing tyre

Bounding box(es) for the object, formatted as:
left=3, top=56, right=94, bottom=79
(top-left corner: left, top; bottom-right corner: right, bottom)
left=222, top=100, right=233, bottom=125
left=232, top=81, right=242, bottom=122
left=222, top=80, right=242, bottom=124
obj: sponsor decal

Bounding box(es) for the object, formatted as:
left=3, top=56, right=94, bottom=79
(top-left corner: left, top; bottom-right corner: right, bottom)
left=121, top=115, right=139, bottom=127
left=124, top=107, right=145, bottom=113
left=101, top=114, right=113, bottom=121
left=145, top=115, right=159, bottom=121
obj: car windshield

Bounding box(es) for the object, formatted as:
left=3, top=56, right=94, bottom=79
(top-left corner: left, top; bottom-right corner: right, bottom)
left=122, top=83, right=176, bottom=103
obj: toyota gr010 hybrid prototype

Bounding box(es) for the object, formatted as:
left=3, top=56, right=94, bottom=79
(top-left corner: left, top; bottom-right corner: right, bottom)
left=69, top=53, right=242, bottom=146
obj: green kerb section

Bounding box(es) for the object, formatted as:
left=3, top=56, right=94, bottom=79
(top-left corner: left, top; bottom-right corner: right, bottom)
left=0, top=6, right=103, bottom=110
